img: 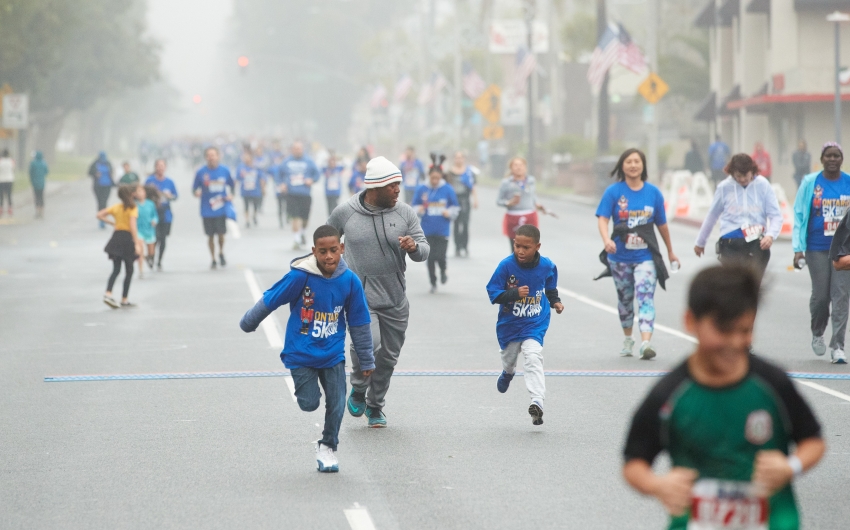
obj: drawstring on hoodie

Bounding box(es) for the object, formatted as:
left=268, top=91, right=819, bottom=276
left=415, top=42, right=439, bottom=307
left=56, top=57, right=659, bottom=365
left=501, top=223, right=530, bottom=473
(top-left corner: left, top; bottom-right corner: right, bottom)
left=371, top=216, right=386, bottom=256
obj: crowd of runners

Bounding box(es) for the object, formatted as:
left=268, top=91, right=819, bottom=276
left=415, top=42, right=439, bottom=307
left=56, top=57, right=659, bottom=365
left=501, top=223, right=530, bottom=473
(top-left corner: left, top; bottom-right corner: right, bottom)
left=81, top=135, right=849, bottom=528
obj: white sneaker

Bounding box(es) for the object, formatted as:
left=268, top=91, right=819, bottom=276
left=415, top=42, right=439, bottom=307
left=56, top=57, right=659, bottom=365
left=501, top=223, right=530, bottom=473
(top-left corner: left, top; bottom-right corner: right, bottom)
left=831, top=349, right=847, bottom=365
left=316, top=442, right=339, bottom=473
left=639, top=341, right=656, bottom=360
left=620, top=337, right=635, bottom=357
left=812, top=336, right=827, bottom=356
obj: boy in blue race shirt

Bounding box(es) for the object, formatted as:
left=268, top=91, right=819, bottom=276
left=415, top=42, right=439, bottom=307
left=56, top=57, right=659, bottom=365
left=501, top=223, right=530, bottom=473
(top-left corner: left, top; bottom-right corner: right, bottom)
left=192, top=147, right=235, bottom=269
left=240, top=225, right=374, bottom=473
left=486, top=224, right=564, bottom=426
left=236, top=152, right=265, bottom=228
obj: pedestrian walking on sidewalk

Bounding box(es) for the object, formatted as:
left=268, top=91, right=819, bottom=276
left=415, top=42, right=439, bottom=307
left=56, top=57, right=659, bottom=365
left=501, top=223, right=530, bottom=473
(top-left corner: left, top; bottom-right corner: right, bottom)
left=0, top=149, right=15, bottom=217
left=89, top=152, right=115, bottom=229
left=792, top=142, right=850, bottom=364
left=29, top=151, right=48, bottom=219
left=97, top=184, right=140, bottom=308
left=327, top=156, right=429, bottom=428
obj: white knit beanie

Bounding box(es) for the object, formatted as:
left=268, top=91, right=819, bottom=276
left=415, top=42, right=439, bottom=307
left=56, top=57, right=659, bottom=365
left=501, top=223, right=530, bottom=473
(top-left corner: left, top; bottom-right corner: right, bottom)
left=364, top=156, right=402, bottom=189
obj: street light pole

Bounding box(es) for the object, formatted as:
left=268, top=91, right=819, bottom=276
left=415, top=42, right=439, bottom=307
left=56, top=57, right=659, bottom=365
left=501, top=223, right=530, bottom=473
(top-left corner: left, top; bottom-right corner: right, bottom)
left=827, top=11, right=849, bottom=144
left=525, top=0, right=536, bottom=172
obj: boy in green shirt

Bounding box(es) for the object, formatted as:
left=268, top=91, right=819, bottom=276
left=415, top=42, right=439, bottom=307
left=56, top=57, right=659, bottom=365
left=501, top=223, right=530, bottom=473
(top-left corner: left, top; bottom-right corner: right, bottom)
left=623, top=265, right=825, bottom=529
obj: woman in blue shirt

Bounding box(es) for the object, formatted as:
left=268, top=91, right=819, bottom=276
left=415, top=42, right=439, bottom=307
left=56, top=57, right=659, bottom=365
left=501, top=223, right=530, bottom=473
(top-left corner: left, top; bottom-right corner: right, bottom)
left=596, top=148, right=679, bottom=360
left=694, top=153, right=782, bottom=277
left=412, top=160, right=459, bottom=293
left=792, top=142, right=850, bottom=364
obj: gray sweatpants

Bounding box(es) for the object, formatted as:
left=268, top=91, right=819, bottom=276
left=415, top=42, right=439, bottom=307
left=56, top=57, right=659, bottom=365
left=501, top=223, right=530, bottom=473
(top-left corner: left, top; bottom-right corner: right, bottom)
left=501, top=339, right=545, bottom=406
left=349, top=298, right=409, bottom=410
left=806, top=250, right=850, bottom=350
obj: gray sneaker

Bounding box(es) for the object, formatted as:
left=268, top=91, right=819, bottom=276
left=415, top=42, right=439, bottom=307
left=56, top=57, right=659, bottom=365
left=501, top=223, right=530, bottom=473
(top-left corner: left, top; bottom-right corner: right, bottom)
left=620, top=336, right=635, bottom=357
left=639, top=341, right=656, bottom=360
left=812, top=336, right=827, bottom=357
left=831, top=349, right=847, bottom=365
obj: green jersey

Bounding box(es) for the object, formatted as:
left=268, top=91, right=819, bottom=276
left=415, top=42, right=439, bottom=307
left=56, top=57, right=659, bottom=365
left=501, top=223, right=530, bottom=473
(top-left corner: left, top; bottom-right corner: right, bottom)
left=624, top=356, right=821, bottom=530
left=119, top=172, right=140, bottom=185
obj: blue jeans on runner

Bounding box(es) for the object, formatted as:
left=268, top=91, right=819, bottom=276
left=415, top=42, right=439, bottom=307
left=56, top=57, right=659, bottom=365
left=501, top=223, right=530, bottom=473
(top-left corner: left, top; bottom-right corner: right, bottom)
left=290, top=361, right=347, bottom=451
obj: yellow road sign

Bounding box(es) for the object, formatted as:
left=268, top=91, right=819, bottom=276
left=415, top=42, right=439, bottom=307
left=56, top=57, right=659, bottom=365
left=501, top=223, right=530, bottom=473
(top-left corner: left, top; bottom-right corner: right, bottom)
left=475, top=85, right=502, bottom=123
left=482, top=124, right=504, bottom=140
left=638, top=72, right=669, bottom=105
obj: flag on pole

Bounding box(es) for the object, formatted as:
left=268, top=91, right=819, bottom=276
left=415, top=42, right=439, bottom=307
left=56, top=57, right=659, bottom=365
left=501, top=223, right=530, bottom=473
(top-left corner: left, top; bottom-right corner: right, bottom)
left=370, top=84, right=388, bottom=109
left=393, top=74, right=414, bottom=103
left=587, top=23, right=648, bottom=93
left=418, top=72, right=448, bottom=105
left=512, top=48, right=537, bottom=96
left=462, top=63, right=487, bottom=99
left=617, top=25, right=647, bottom=75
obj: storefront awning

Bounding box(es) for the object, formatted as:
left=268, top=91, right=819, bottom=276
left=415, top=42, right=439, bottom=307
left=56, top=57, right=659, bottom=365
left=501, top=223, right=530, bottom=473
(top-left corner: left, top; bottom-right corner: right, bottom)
left=718, top=0, right=740, bottom=26
left=746, top=0, right=770, bottom=14
left=718, top=85, right=741, bottom=115
left=695, top=1, right=717, bottom=28
left=726, top=92, right=850, bottom=111
left=694, top=91, right=717, bottom=121
left=795, top=1, right=850, bottom=11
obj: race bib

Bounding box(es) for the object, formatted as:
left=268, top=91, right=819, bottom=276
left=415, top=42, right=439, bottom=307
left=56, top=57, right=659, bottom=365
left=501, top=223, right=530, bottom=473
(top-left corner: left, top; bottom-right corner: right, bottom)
left=327, top=176, right=340, bottom=191
left=742, top=224, right=764, bottom=243
left=243, top=172, right=257, bottom=190
left=209, top=197, right=224, bottom=211
left=825, top=218, right=840, bottom=237
left=688, top=479, right=768, bottom=530
left=427, top=205, right=446, bottom=217
left=625, top=233, right=648, bottom=250
left=208, top=181, right=225, bottom=193
left=404, top=170, right=419, bottom=186
left=289, top=173, right=305, bottom=187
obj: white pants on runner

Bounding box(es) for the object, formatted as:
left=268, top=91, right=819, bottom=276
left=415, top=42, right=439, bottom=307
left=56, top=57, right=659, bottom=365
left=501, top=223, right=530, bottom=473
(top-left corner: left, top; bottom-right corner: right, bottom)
left=500, top=339, right=545, bottom=406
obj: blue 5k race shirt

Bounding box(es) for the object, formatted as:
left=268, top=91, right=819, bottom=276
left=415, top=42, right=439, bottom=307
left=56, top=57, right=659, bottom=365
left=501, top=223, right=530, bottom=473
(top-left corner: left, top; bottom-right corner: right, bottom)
left=261, top=257, right=371, bottom=369
left=412, top=182, right=459, bottom=237
left=144, top=175, right=178, bottom=223
left=486, top=254, right=558, bottom=349
left=192, top=165, right=235, bottom=218
left=236, top=163, right=264, bottom=198
left=279, top=156, right=320, bottom=197
left=322, top=165, right=344, bottom=197
left=596, top=181, right=667, bottom=263
left=807, top=172, right=850, bottom=251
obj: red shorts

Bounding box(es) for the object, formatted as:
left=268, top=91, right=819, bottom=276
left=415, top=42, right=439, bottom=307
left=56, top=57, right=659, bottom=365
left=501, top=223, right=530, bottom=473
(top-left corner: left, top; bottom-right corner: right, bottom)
left=503, top=211, right=539, bottom=239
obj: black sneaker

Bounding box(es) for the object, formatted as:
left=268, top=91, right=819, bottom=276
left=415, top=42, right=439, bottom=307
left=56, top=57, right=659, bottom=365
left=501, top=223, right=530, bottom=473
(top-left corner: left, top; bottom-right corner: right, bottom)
left=440, top=271, right=448, bottom=284
left=219, top=254, right=226, bottom=267
left=528, top=402, right=543, bottom=426
left=120, top=301, right=136, bottom=308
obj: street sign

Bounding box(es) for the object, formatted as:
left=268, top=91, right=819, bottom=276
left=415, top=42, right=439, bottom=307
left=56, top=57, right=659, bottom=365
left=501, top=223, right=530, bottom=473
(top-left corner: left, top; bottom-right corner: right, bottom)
left=474, top=85, right=501, bottom=123
left=482, top=125, right=504, bottom=140
left=638, top=72, right=669, bottom=105
left=500, top=90, right=527, bottom=126
left=489, top=20, right=549, bottom=54
left=2, top=93, right=28, bottom=129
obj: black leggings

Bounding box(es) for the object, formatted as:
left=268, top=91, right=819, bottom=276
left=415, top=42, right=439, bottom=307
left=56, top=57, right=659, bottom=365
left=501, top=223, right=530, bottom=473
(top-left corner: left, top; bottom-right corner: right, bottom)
left=426, top=236, right=449, bottom=286
left=94, top=185, right=111, bottom=211
left=106, top=257, right=134, bottom=298
left=277, top=194, right=287, bottom=227
left=454, top=193, right=471, bottom=252
left=0, top=182, right=12, bottom=207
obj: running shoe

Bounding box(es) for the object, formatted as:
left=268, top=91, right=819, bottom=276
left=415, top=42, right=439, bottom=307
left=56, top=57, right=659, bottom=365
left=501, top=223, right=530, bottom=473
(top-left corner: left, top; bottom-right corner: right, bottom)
left=157, top=263, right=162, bottom=271
left=316, top=442, right=339, bottom=473
left=347, top=389, right=366, bottom=417
left=639, top=341, right=656, bottom=360
left=812, top=336, right=827, bottom=357
left=292, top=242, right=301, bottom=251
left=528, top=402, right=544, bottom=426
left=831, top=349, right=847, bottom=365
left=429, top=285, right=437, bottom=294
left=211, top=260, right=217, bottom=270
left=219, top=253, right=226, bottom=267
left=620, top=336, right=635, bottom=357
left=496, top=371, right=514, bottom=393
left=365, top=407, right=387, bottom=428
left=245, top=221, right=250, bottom=228
left=440, top=271, right=448, bottom=284
left=103, top=295, right=120, bottom=309
left=120, top=302, right=136, bottom=308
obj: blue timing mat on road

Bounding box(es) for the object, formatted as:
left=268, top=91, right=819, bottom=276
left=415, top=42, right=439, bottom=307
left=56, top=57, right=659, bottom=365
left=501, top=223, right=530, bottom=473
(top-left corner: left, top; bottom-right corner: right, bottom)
left=44, top=370, right=850, bottom=382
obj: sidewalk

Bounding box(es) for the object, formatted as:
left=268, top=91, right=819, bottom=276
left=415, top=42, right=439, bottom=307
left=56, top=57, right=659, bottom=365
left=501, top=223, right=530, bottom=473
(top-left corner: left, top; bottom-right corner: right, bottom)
left=0, top=181, right=69, bottom=225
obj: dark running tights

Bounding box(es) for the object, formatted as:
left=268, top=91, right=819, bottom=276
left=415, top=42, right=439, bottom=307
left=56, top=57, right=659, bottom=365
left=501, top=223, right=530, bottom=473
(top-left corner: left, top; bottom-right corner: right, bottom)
left=156, top=236, right=167, bottom=265
left=106, top=257, right=134, bottom=298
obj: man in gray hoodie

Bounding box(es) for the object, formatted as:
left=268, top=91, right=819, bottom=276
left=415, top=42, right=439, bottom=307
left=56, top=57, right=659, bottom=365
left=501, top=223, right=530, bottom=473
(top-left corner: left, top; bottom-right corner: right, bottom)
left=328, top=156, right=430, bottom=428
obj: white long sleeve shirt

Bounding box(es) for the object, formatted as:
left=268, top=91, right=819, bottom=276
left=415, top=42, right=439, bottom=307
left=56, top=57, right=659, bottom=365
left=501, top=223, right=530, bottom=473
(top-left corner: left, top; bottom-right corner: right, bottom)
left=695, top=176, right=783, bottom=247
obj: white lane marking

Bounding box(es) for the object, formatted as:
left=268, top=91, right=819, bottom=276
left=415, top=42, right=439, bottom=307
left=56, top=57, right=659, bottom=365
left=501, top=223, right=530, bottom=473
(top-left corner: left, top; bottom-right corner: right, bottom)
left=559, top=287, right=698, bottom=344
left=798, top=381, right=850, bottom=403
left=227, top=218, right=241, bottom=240
left=244, top=269, right=295, bottom=401
left=344, top=504, right=377, bottom=530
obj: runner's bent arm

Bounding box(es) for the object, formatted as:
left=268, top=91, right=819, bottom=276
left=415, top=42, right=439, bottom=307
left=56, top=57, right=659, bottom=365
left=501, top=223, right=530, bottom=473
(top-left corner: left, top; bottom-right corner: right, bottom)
left=695, top=186, right=725, bottom=250
left=496, top=180, right=513, bottom=207
left=239, top=272, right=305, bottom=332
left=597, top=216, right=617, bottom=254
left=762, top=180, right=783, bottom=241
left=346, top=276, right=375, bottom=372
left=403, top=211, right=430, bottom=261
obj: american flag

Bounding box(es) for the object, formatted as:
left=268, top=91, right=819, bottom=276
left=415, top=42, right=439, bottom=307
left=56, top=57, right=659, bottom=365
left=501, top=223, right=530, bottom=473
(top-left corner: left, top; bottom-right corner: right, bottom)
left=418, top=72, right=448, bottom=105
left=462, top=63, right=487, bottom=99
left=393, top=74, right=414, bottom=103
left=617, top=25, right=647, bottom=75
left=512, top=48, right=537, bottom=96
left=587, top=23, right=647, bottom=92
left=370, top=84, right=387, bottom=109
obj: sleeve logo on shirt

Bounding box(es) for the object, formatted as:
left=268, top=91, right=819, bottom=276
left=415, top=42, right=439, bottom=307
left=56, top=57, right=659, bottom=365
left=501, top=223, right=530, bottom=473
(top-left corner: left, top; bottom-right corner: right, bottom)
left=812, top=185, right=823, bottom=213
left=617, top=196, right=629, bottom=221
left=744, top=410, right=772, bottom=445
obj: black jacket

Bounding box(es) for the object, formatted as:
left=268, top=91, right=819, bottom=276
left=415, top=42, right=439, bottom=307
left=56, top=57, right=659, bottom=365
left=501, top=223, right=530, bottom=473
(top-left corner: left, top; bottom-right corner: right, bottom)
left=594, top=222, right=670, bottom=290
left=829, top=209, right=850, bottom=262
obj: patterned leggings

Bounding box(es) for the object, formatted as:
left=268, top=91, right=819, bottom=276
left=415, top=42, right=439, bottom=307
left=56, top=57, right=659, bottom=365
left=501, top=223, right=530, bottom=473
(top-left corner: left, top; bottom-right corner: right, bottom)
left=610, top=260, right=657, bottom=333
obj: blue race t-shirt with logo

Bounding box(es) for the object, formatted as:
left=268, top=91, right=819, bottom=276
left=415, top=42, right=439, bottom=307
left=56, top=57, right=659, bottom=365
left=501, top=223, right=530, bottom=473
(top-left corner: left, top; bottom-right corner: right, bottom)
left=412, top=182, right=459, bottom=237
left=596, top=181, right=667, bottom=263
left=236, top=163, right=264, bottom=198
left=192, top=165, right=235, bottom=218
left=323, top=165, right=345, bottom=197
left=262, top=266, right=371, bottom=370
left=279, top=156, right=320, bottom=197
left=486, top=254, right=558, bottom=349
left=144, top=175, right=178, bottom=223
left=807, top=172, right=850, bottom=251
left=96, top=162, right=113, bottom=187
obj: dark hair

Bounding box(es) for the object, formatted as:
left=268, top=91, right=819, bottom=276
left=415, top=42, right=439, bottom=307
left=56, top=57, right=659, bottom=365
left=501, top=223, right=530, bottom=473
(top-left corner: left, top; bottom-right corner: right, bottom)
left=515, top=224, right=540, bottom=243
left=688, top=265, right=760, bottom=330
left=313, top=224, right=341, bottom=244
left=610, top=148, right=648, bottom=181
left=429, top=152, right=446, bottom=175
left=143, top=185, right=160, bottom=204
left=117, top=184, right=137, bottom=210
left=723, top=153, right=758, bottom=176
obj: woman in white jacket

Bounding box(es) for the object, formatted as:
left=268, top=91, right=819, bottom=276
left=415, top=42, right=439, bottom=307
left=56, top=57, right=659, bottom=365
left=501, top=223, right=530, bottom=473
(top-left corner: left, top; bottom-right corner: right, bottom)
left=0, top=149, right=15, bottom=217
left=694, top=153, right=782, bottom=278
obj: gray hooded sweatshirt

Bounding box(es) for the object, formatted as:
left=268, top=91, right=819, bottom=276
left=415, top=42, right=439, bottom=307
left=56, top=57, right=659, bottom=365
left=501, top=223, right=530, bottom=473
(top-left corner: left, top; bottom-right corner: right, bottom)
left=328, top=192, right=429, bottom=310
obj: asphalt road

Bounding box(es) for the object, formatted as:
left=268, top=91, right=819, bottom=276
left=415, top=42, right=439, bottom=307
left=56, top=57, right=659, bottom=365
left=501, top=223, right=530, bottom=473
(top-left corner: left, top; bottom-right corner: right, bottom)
left=2, top=162, right=849, bottom=529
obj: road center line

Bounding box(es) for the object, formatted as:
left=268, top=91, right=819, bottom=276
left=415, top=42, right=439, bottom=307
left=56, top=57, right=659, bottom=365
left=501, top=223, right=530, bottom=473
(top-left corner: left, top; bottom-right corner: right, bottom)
left=344, top=503, right=377, bottom=530
left=244, top=269, right=295, bottom=401
left=798, top=381, right=850, bottom=403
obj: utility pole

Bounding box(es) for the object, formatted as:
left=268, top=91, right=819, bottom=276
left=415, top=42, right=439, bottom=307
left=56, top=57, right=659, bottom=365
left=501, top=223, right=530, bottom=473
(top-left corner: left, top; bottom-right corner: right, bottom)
left=827, top=11, right=849, bottom=144
left=647, top=0, right=659, bottom=180
left=454, top=8, right=463, bottom=147
left=525, top=0, right=536, bottom=171
left=596, top=0, right=609, bottom=154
